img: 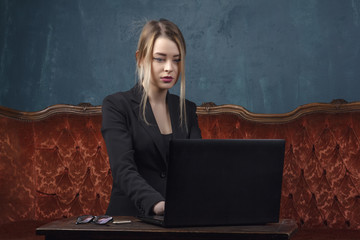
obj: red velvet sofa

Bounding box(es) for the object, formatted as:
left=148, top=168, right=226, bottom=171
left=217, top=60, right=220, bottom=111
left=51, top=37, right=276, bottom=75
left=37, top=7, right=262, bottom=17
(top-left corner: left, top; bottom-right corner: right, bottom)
left=1, top=100, right=360, bottom=239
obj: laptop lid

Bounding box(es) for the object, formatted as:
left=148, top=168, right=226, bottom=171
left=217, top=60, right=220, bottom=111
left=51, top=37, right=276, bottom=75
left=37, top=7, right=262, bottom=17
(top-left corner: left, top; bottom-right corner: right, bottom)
left=162, top=139, right=285, bottom=227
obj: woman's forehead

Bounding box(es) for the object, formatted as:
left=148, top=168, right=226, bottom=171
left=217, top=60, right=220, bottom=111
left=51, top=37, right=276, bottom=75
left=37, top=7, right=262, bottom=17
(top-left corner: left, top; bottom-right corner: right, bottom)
left=153, top=37, right=179, bottom=56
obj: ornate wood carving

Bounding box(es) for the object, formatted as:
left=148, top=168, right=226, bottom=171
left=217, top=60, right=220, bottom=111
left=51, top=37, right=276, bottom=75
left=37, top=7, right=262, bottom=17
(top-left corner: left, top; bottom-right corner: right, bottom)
left=0, top=104, right=102, bottom=121
left=1, top=99, right=360, bottom=123
left=196, top=99, right=360, bottom=123
left=330, top=99, right=348, bottom=104
left=200, top=102, right=217, bottom=108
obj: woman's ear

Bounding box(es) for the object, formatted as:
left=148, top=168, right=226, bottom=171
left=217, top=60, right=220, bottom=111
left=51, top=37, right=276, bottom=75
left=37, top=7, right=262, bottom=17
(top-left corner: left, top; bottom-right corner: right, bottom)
left=135, top=50, right=141, bottom=66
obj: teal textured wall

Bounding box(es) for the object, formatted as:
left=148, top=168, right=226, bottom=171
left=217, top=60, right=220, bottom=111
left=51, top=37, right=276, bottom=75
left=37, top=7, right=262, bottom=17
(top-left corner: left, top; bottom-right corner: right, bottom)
left=1, top=0, right=360, bottom=113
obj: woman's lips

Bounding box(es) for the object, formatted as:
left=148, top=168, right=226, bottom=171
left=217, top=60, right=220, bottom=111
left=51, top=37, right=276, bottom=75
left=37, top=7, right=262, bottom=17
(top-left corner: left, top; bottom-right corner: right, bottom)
left=161, top=77, right=173, bottom=83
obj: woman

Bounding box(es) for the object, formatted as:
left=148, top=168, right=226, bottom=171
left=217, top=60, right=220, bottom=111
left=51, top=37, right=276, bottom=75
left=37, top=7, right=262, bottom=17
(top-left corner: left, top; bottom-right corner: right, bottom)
left=101, top=19, right=202, bottom=216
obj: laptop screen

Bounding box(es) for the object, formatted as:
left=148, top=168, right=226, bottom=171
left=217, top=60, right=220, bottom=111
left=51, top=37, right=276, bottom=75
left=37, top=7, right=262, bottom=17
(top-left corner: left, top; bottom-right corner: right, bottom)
left=163, top=139, right=285, bottom=227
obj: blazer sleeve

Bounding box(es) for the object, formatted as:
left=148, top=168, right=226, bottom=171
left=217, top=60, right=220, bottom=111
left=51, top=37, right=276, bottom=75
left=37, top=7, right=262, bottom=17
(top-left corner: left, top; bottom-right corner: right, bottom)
left=101, top=94, right=164, bottom=216
left=188, top=101, right=202, bottom=139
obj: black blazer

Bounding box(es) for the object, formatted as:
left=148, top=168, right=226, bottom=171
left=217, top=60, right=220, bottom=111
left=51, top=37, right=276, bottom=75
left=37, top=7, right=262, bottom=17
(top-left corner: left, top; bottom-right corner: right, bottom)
left=101, top=85, right=202, bottom=216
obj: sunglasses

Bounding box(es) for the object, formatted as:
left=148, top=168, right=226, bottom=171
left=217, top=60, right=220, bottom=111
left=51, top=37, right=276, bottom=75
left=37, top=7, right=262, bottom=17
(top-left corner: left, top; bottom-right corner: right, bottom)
left=76, top=215, right=113, bottom=225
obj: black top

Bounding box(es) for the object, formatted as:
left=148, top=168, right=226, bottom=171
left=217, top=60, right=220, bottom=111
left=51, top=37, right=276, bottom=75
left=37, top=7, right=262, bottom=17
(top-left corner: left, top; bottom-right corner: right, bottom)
left=101, top=85, right=202, bottom=216
left=162, top=133, right=173, bottom=163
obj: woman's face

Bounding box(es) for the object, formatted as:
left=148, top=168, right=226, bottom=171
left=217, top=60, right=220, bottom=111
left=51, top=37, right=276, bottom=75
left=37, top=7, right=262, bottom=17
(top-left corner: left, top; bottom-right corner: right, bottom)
left=150, top=37, right=181, bottom=92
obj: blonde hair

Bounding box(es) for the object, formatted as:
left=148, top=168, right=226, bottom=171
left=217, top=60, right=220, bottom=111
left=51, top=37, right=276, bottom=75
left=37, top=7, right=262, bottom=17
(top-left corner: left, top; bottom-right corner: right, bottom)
left=135, top=19, right=187, bottom=129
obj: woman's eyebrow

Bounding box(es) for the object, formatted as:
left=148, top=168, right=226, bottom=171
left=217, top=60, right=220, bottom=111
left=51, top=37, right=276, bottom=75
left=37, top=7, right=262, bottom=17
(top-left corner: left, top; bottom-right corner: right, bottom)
left=154, top=52, right=180, bottom=58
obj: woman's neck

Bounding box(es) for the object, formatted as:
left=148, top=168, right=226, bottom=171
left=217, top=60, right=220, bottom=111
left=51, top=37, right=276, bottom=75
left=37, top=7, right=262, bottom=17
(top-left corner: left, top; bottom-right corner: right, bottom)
left=147, top=85, right=168, bottom=105
left=147, top=85, right=172, bottom=134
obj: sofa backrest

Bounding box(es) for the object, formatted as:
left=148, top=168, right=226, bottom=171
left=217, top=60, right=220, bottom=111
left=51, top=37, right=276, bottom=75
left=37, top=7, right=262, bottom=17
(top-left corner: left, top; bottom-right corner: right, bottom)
left=1, top=101, right=360, bottom=229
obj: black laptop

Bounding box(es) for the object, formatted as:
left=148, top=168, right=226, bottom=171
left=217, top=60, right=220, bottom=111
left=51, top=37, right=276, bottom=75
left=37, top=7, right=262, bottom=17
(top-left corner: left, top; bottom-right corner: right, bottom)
left=138, top=139, right=285, bottom=227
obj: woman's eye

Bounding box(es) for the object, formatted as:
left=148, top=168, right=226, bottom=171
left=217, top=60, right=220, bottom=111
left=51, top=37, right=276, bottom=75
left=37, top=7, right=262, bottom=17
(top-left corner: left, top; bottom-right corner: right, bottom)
left=173, top=59, right=181, bottom=63
left=153, top=58, right=165, bottom=62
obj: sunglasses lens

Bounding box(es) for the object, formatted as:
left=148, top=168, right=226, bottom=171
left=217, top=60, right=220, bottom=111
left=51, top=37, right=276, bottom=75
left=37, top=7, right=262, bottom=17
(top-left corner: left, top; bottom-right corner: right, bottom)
left=93, top=215, right=113, bottom=225
left=76, top=215, right=94, bottom=224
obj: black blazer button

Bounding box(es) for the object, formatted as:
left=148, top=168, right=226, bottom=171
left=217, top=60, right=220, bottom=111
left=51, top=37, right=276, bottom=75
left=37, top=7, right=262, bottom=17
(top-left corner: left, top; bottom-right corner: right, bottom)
left=160, top=172, right=166, bottom=178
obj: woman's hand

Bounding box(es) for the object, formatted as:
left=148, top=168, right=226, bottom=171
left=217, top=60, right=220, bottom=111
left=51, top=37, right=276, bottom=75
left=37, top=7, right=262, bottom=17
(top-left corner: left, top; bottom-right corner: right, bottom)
left=153, top=201, right=165, bottom=215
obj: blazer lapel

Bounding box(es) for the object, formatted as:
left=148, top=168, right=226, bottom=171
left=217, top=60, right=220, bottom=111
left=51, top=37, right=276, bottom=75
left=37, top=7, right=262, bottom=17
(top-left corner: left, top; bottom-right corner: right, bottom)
left=129, top=86, right=167, bottom=164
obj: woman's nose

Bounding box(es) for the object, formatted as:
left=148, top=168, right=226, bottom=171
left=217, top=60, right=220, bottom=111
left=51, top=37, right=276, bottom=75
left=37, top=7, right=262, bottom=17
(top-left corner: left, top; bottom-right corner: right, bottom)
left=164, top=60, right=173, bottom=72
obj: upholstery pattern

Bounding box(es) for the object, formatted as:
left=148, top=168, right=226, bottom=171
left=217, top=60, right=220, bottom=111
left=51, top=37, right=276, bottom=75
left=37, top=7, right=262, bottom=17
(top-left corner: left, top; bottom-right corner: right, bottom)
left=0, top=118, right=35, bottom=223
left=0, top=113, right=112, bottom=224
left=1, top=103, right=360, bottom=231
left=33, top=114, right=112, bottom=220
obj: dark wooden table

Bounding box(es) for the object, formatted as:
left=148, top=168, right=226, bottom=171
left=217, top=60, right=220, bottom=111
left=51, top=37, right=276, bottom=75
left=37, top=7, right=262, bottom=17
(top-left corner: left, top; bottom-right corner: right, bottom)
left=36, top=216, right=298, bottom=240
